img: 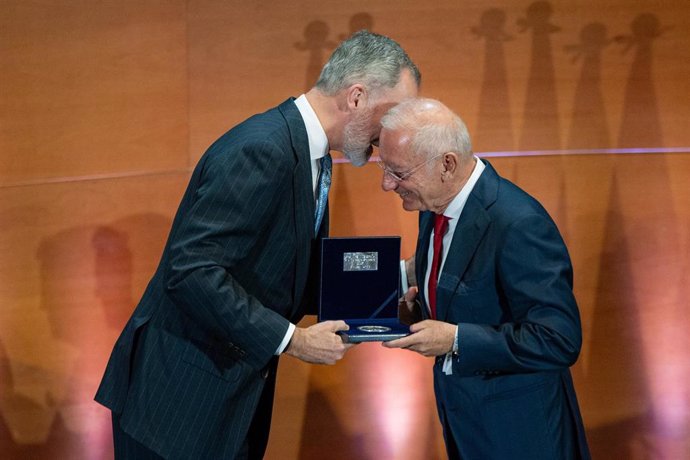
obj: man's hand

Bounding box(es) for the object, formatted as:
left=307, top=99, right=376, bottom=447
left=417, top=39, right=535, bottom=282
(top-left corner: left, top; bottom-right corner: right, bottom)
left=398, top=287, right=422, bottom=326
left=383, top=320, right=456, bottom=357
left=285, top=320, right=355, bottom=364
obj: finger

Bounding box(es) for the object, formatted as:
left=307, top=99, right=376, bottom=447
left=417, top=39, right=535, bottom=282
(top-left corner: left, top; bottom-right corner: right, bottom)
left=331, top=320, right=350, bottom=332
left=409, top=321, right=429, bottom=333
left=382, top=337, right=406, bottom=348
left=384, top=334, right=418, bottom=348
left=404, top=286, right=418, bottom=302
left=319, top=320, right=348, bottom=332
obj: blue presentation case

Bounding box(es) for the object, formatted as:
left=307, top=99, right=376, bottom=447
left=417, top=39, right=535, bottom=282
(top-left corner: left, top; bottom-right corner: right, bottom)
left=318, top=236, right=410, bottom=342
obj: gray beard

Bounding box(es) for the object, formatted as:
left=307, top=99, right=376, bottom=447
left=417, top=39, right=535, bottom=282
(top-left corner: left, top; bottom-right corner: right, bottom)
left=342, top=110, right=374, bottom=166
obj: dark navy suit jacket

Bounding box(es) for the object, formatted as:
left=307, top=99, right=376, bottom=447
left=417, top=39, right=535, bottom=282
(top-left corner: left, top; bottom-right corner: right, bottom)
left=95, top=99, right=322, bottom=459
left=416, top=160, right=591, bottom=459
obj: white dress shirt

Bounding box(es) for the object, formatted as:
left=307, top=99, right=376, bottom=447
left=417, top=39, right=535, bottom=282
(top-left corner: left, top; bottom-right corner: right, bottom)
left=276, top=95, right=329, bottom=354
left=423, top=156, right=485, bottom=303
left=422, top=157, right=485, bottom=373
left=294, top=94, right=329, bottom=199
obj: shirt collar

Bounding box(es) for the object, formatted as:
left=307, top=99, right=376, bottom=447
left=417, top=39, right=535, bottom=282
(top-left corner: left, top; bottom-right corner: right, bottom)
left=293, top=94, right=329, bottom=161
left=443, top=156, right=485, bottom=220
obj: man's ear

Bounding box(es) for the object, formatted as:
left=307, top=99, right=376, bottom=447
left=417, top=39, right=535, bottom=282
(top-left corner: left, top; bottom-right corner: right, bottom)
left=442, top=152, right=458, bottom=175
left=346, top=84, right=366, bottom=109
left=440, top=152, right=460, bottom=182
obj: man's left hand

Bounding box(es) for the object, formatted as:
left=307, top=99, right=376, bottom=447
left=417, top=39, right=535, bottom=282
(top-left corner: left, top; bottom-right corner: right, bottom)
left=382, top=320, right=456, bottom=357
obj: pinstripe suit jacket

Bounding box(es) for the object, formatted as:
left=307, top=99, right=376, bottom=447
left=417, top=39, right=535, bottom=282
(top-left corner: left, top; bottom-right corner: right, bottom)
left=95, top=99, right=322, bottom=459
left=416, top=160, right=590, bottom=459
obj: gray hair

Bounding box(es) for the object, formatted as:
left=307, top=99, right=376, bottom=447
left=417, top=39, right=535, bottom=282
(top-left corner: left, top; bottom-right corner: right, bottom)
left=315, top=30, right=421, bottom=97
left=381, top=98, right=473, bottom=161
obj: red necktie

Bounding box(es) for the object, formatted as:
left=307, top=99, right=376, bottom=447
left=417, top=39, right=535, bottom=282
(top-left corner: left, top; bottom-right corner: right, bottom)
left=428, top=214, right=450, bottom=319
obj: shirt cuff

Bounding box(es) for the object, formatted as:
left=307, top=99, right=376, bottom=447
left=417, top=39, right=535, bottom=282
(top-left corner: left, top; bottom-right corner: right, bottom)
left=452, top=325, right=459, bottom=354
left=276, top=322, right=296, bottom=355
left=399, top=259, right=409, bottom=293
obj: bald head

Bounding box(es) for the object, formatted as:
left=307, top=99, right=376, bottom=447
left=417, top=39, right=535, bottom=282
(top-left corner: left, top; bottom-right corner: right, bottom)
left=380, top=98, right=473, bottom=162
left=378, top=98, right=476, bottom=214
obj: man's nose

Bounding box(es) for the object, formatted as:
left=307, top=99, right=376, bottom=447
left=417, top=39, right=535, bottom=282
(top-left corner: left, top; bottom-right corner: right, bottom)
left=381, top=173, right=398, bottom=191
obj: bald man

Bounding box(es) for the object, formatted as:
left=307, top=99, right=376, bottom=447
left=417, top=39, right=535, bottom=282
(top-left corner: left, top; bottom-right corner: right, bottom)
left=378, top=98, right=590, bottom=460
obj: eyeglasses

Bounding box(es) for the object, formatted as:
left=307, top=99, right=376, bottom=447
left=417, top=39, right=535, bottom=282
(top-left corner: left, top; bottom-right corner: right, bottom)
left=377, top=152, right=446, bottom=182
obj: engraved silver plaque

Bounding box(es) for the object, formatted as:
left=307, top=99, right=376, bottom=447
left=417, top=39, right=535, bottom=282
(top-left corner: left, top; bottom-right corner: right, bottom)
left=343, top=251, right=378, bottom=272
left=357, top=325, right=392, bottom=333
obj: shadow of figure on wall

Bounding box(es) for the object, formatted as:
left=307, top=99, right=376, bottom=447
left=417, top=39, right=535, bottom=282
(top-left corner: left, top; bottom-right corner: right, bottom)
left=339, top=12, right=375, bottom=40
left=472, top=8, right=515, bottom=152
left=92, top=227, right=133, bottom=332
left=584, top=140, right=688, bottom=456
left=295, top=21, right=337, bottom=92
left=91, top=213, right=172, bottom=332
left=0, top=226, right=117, bottom=459
left=0, top=337, right=82, bottom=459
left=615, top=13, right=667, bottom=148
left=565, top=22, right=612, bottom=149
left=510, top=2, right=566, bottom=232
left=581, top=173, right=658, bottom=459
left=0, top=212, right=173, bottom=460
left=35, top=226, right=118, bottom=460
left=518, top=1, right=561, bottom=151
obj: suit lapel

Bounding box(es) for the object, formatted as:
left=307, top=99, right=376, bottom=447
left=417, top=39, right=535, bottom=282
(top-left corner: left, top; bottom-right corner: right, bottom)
left=436, top=160, right=499, bottom=321
left=436, top=198, right=490, bottom=321
left=278, top=99, right=313, bottom=314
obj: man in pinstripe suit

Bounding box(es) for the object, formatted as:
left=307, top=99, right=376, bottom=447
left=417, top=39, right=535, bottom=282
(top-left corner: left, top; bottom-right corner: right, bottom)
left=95, top=31, right=419, bottom=459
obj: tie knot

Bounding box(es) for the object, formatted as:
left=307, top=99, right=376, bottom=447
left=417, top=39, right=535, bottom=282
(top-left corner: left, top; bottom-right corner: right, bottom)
left=434, top=214, right=450, bottom=236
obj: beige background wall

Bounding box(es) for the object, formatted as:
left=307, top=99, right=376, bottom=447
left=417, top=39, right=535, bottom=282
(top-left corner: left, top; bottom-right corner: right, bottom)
left=2, top=1, right=689, bottom=458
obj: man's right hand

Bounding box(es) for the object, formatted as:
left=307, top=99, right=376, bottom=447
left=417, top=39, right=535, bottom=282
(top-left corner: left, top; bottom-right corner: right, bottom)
left=284, top=320, right=354, bottom=364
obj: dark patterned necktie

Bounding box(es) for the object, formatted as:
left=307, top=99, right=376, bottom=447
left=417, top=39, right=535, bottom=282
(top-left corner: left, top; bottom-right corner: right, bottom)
left=314, top=153, right=332, bottom=233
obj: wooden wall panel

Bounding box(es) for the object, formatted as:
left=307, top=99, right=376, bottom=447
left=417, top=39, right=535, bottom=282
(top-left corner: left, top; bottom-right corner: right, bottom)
left=1, top=0, right=690, bottom=458
left=184, top=0, right=690, bottom=161
left=0, top=174, right=187, bottom=458
left=0, top=1, right=189, bottom=185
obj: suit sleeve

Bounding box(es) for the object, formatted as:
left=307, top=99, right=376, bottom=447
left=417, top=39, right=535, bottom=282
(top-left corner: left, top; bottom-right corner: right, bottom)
left=163, top=139, right=293, bottom=372
left=455, top=213, right=583, bottom=376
